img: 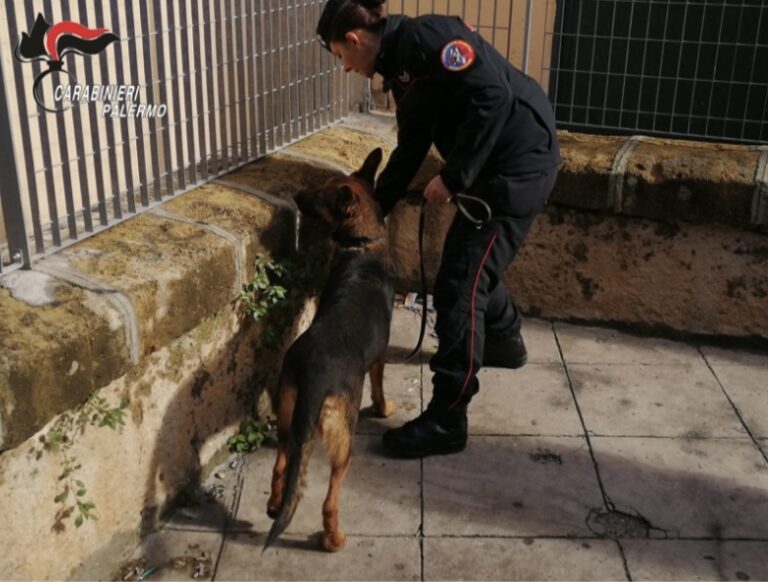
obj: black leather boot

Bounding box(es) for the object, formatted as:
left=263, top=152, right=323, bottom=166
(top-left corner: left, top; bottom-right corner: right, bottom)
left=483, top=331, right=528, bottom=369
left=382, top=402, right=468, bottom=458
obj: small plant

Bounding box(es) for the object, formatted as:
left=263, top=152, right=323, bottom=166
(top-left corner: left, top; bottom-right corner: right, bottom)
left=227, top=418, right=276, bottom=453
left=41, top=391, right=127, bottom=531
left=236, top=251, right=328, bottom=353
left=237, top=255, right=288, bottom=321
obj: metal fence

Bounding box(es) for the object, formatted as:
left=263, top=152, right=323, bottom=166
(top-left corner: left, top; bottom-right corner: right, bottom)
left=549, top=0, right=768, bottom=145
left=0, top=0, right=367, bottom=275
left=388, top=0, right=767, bottom=145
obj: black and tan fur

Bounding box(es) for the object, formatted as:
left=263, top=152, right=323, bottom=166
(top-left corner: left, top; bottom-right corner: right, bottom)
left=264, top=148, right=396, bottom=552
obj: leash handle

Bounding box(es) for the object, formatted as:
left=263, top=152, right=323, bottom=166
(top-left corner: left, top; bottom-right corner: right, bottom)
left=453, top=193, right=492, bottom=229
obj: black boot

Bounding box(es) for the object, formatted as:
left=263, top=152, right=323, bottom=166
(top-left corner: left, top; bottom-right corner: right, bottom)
left=382, top=402, right=468, bottom=458
left=483, top=331, right=527, bottom=369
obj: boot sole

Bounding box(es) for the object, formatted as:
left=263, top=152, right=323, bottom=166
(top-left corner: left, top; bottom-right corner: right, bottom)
left=383, top=438, right=467, bottom=459
left=483, top=354, right=528, bottom=370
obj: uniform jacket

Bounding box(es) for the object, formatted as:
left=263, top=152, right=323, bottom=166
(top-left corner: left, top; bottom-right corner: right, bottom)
left=374, top=14, right=561, bottom=215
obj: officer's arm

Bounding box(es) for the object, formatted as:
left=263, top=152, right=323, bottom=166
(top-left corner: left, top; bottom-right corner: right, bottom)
left=421, top=27, right=513, bottom=194
left=374, top=109, right=432, bottom=216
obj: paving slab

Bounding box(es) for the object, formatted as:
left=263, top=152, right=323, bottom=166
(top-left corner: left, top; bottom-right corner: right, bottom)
left=569, top=364, right=747, bottom=437
left=235, top=434, right=421, bottom=538
left=424, top=537, right=627, bottom=581
left=124, top=529, right=221, bottom=581
left=359, top=363, right=423, bottom=435
left=217, top=534, right=420, bottom=580
left=700, top=346, right=768, bottom=368
left=423, top=436, right=604, bottom=537
left=472, top=364, right=583, bottom=436
left=521, top=318, right=562, bottom=364
left=555, top=323, right=701, bottom=365
left=592, top=437, right=768, bottom=538
left=622, top=539, right=768, bottom=581
left=705, top=363, right=768, bottom=438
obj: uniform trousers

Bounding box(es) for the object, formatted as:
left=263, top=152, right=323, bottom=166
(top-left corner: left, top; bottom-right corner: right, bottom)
left=429, top=167, right=559, bottom=411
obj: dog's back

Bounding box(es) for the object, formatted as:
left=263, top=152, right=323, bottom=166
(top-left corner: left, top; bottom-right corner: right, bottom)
left=264, top=149, right=397, bottom=552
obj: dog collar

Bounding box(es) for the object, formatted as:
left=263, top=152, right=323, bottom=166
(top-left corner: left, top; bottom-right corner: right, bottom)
left=333, top=235, right=386, bottom=250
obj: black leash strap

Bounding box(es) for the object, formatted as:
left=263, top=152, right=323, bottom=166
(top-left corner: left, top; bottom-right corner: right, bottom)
left=405, top=197, right=429, bottom=362
left=404, top=193, right=492, bottom=362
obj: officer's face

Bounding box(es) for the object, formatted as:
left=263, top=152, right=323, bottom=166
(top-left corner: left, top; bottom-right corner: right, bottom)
left=330, top=31, right=378, bottom=78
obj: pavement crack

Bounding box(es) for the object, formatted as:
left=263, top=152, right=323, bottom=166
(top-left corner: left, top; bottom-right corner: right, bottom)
left=699, top=347, right=768, bottom=466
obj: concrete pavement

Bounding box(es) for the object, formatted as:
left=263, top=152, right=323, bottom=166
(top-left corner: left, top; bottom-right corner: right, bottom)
left=124, top=306, right=768, bottom=581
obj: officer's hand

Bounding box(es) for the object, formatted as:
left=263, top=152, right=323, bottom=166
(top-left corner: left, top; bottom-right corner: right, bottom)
left=423, top=175, right=453, bottom=205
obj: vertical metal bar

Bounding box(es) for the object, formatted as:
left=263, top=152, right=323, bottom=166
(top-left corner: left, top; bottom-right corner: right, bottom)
left=237, top=0, right=249, bottom=162
left=153, top=1, right=175, bottom=194
left=739, top=4, right=765, bottom=140
left=490, top=0, right=498, bottom=50
left=64, top=1, right=95, bottom=229
left=6, top=0, right=44, bottom=253
left=179, top=0, right=198, bottom=184
left=92, top=1, right=123, bottom=221
left=277, top=0, right=287, bottom=146
left=45, top=0, right=78, bottom=239
left=722, top=0, right=746, bottom=139
left=650, top=0, right=672, bottom=133
left=266, top=1, right=277, bottom=150
left=204, top=0, right=219, bottom=175
left=248, top=0, right=260, bottom=157
left=227, top=1, right=240, bottom=164
left=704, top=2, right=727, bottom=137
left=568, top=0, right=585, bottom=123
left=125, top=0, right=149, bottom=208
left=670, top=1, right=691, bottom=134
left=583, top=0, right=599, bottom=127
left=0, top=47, right=31, bottom=268
left=600, top=0, right=620, bottom=127
left=256, top=0, right=269, bottom=155
left=163, top=0, right=186, bottom=191
left=138, top=0, right=162, bottom=200
left=523, top=0, right=533, bottom=74
left=685, top=0, right=709, bottom=136
left=635, top=0, right=655, bottom=130
left=293, top=0, right=303, bottom=138
left=26, top=3, right=61, bottom=247
left=107, top=0, right=137, bottom=216
left=215, top=1, right=230, bottom=170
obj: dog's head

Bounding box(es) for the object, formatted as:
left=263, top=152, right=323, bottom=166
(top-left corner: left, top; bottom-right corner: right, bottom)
left=294, top=148, right=384, bottom=241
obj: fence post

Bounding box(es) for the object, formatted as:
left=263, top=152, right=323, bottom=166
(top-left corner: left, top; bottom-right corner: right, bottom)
left=523, top=0, right=533, bottom=75
left=0, top=52, right=30, bottom=271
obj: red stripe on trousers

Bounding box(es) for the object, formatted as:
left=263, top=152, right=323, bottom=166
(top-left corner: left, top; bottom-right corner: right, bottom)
left=447, top=233, right=498, bottom=411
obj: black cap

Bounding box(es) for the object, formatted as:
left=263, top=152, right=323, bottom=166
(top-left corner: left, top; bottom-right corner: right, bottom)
left=316, top=0, right=353, bottom=51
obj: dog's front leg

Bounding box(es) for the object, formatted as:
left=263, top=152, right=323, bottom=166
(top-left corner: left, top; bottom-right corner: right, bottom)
left=369, top=353, right=395, bottom=418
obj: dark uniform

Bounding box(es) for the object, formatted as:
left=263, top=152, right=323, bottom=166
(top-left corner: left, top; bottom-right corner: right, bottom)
left=374, top=14, right=561, bottom=411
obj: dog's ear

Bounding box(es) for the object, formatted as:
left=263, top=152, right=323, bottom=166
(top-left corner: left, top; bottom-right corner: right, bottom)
left=335, top=185, right=356, bottom=217
left=353, top=148, right=383, bottom=186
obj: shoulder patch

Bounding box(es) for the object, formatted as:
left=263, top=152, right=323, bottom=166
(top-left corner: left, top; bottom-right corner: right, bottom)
left=440, top=39, right=476, bottom=72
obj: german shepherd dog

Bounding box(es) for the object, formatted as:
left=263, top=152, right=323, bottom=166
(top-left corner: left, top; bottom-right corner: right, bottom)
left=264, top=148, right=396, bottom=552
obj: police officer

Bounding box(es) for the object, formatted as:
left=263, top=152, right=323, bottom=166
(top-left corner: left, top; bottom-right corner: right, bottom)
left=317, top=0, right=561, bottom=458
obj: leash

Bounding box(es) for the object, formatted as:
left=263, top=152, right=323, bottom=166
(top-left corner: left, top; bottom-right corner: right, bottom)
left=404, top=193, right=492, bottom=361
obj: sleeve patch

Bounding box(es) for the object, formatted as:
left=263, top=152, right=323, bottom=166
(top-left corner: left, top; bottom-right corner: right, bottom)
left=440, top=39, right=476, bottom=72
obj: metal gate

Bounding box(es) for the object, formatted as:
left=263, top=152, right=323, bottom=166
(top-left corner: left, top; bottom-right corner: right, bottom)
left=0, top=0, right=367, bottom=275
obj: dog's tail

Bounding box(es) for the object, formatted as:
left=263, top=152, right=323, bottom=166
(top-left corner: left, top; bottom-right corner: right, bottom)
left=263, top=391, right=320, bottom=551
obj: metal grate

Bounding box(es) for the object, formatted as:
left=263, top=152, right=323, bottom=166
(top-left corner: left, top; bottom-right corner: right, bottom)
left=0, top=0, right=367, bottom=275
left=549, top=0, right=768, bottom=145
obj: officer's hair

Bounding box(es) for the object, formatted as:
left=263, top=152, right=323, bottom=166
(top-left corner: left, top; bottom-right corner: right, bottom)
left=317, top=0, right=386, bottom=48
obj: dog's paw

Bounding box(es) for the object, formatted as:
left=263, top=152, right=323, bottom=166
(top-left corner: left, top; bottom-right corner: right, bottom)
left=321, top=530, right=347, bottom=552
left=376, top=399, right=396, bottom=418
